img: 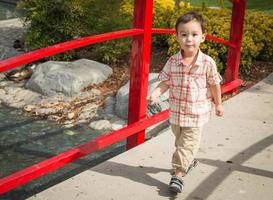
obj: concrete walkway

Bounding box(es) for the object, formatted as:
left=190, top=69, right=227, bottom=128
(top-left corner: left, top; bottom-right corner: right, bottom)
left=28, top=74, right=273, bottom=200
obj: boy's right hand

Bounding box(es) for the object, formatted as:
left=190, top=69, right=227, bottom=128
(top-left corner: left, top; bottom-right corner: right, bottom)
left=147, top=93, right=158, bottom=105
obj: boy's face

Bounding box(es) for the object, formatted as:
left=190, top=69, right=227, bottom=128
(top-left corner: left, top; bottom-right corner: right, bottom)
left=176, top=20, right=206, bottom=55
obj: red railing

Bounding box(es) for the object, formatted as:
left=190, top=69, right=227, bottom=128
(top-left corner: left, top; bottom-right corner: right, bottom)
left=0, top=29, right=144, bottom=73
left=0, top=0, right=246, bottom=195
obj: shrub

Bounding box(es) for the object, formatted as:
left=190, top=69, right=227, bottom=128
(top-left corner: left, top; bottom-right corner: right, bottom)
left=18, top=0, right=130, bottom=62
left=17, top=0, right=181, bottom=63
left=17, top=0, right=86, bottom=61
left=167, top=8, right=273, bottom=75
left=18, top=1, right=273, bottom=74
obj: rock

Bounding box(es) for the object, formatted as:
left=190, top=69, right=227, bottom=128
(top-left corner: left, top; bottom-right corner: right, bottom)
left=0, top=86, right=42, bottom=108
left=111, top=119, right=127, bottom=131
left=64, top=130, right=79, bottom=136
left=0, top=81, right=9, bottom=87
left=24, top=105, right=36, bottom=112
left=0, top=45, right=23, bottom=61
left=0, top=19, right=24, bottom=49
left=0, top=73, right=6, bottom=81
left=0, top=89, right=6, bottom=97
left=104, top=96, right=115, bottom=115
left=67, top=112, right=76, bottom=120
left=115, top=73, right=169, bottom=119
left=26, top=59, right=113, bottom=97
left=89, top=120, right=112, bottom=130
left=77, top=103, right=98, bottom=121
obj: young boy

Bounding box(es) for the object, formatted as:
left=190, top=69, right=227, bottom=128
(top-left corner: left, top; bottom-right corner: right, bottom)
left=147, top=11, right=223, bottom=193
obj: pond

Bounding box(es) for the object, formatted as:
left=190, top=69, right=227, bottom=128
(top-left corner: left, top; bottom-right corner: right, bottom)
left=0, top=2, right=22, bottom=20
left=0, top=105, right=126, bottom=199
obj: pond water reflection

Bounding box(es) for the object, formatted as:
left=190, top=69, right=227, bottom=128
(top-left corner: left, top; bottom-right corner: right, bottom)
left=0, top=106, right=125, bottom=199
left=0, top=2, right=22, bottom=20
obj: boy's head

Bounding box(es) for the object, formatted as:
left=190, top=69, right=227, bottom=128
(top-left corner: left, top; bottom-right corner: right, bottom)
left=175, top=11, right=206, bottom=34
left=175, top=12, right=206, bottom=55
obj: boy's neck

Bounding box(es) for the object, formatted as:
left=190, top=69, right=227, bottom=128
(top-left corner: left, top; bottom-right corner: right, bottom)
left=181, top=49, right=199, bottom=59
left=181, top=49, right=199, bottom=66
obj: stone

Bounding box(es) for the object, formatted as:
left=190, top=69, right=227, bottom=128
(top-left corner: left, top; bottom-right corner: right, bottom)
left=111, top=119, right=127, bottom=131
left=26, top=59, right=113, bottom=97
left=115, top=73, right=169, bottom=119
left=104, top=96, right=115, bottom=115
left=0, top=45, right=23, bottom=61
left=89, top=120, right=112, bottom=130
left=0, top=73, right=6, bottom=81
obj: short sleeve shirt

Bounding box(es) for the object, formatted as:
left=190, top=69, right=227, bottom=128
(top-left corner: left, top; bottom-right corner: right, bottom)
left=158, top=50, right=222, bottom=127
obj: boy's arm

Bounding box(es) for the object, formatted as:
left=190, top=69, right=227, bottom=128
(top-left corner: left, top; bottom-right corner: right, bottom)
left=209, top=84, right=224, bottom=116
left=147, top=80, right=169, bottom=105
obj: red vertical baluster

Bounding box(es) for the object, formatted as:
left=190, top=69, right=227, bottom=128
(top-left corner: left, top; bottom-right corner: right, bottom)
left=126, top=0, right=153, bottom=150
left=225, top=0, right=246, bottom=93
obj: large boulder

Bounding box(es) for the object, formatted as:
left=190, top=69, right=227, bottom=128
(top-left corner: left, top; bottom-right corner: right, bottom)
left=26, top=59, right=113, bottom=96
left=115, top=73, right=169, bottom=119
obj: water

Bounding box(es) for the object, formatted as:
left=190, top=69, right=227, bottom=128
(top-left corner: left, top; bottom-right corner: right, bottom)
left=0, top=2, right=21, bottom=20
left=0, top=106, right=125, bottom=199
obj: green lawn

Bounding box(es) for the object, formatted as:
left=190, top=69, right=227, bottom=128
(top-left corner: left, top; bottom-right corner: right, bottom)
left=188, top=0, right=273, bottom=14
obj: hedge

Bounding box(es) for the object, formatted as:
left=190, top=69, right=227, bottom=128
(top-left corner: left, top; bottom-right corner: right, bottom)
left=18, top=0, right=273, bottom=75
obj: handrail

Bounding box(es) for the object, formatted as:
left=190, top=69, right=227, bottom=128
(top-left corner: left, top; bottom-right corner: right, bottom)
left=0, top=29, right=144, bottom=72
left=0, top=110, right=169, bottom=195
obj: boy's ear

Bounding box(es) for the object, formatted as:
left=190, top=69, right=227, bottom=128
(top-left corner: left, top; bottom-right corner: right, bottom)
left=201, top=33, right=206, bottom=43
left=175, top=34, right=179, bottom=42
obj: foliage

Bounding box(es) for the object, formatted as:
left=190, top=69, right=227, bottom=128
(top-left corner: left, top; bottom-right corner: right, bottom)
left=17, top=0, right=86, bottom=60
left=18, top=0, right=273, bottom=75
left=18, top=0, right=129, bottom=62
left=167, top=7, right=273, bottom=75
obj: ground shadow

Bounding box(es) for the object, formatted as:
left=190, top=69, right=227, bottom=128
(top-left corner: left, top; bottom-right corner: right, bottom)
left=1, top=127, right=272, bottom=199
left=86, top=133, right=273, bottom=199
left=184, top=133, right=273, bottom=200
left=91, top=161, right=178, bottom=198
left=0, top=145, right=126, bottom=200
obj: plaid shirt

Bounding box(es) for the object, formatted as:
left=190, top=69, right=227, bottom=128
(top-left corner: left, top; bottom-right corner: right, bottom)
left=158, top=50, right=222, bottom=127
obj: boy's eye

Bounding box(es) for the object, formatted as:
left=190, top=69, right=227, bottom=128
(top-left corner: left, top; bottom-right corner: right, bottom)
left=193, top=33, right=198, bottom=36
left=181, top=33, right=187, bottom=37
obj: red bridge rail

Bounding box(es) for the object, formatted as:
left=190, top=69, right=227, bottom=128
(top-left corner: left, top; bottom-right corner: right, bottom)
left=0, top=0, right=246, bottom=195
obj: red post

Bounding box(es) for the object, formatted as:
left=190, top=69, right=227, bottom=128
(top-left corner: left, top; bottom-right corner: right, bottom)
left=126, top=0, right=153, bottom=150
left=225, top=0, right=246, bottom=93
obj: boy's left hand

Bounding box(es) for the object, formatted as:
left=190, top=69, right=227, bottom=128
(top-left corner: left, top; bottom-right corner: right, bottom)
left=215, top=104, right=224, bottom=116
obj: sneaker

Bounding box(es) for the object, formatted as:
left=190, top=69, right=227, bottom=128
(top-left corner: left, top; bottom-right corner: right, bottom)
left=168, top=175, right=184, bottom=193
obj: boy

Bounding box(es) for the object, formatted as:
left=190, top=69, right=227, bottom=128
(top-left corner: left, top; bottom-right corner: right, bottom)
left=147, top=11, right=223, bottom=193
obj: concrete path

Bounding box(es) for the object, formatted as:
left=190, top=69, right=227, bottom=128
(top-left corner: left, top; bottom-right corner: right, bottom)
left=28, top=73, right=273, bottom=200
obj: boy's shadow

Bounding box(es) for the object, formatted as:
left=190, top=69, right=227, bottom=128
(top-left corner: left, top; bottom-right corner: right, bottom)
left=91, top=161, right=179, bottom=198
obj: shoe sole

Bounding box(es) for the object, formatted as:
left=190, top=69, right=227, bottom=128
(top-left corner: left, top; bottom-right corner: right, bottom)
left=168, top=185, right=182, bottom=193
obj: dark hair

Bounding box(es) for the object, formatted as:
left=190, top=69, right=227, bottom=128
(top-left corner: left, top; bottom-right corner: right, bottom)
left=175, top=11, right=206, bottom=33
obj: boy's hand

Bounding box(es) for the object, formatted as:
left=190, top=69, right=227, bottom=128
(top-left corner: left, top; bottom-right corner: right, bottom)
left=147, top=93, right=158, bottom=105
left=215, top=104, right=224, bottom=116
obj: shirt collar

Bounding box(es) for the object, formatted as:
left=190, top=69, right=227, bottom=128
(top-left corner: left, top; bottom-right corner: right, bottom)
left=178, top=49, right=204, bottom=67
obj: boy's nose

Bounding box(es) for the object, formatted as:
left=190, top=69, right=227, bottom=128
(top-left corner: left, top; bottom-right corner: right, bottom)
left=187, top=35, right=193, bottom=41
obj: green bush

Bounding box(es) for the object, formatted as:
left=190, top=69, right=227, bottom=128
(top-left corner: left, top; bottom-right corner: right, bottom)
left=167, top=7, right=273, bottom=75
left=17, top=0, right=86, bottom=60
left=18, top=1, right=273, bottom=74
left=17, top=0, right=180, bottom=63
left=18, top=0, right=130, bottom=62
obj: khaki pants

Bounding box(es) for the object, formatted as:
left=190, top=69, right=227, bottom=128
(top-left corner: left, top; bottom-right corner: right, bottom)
left=171, top=125, right=202, bottom=172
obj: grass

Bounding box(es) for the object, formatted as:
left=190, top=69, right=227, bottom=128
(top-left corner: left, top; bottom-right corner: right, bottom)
left=188, top=0, right=273, bottom=14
